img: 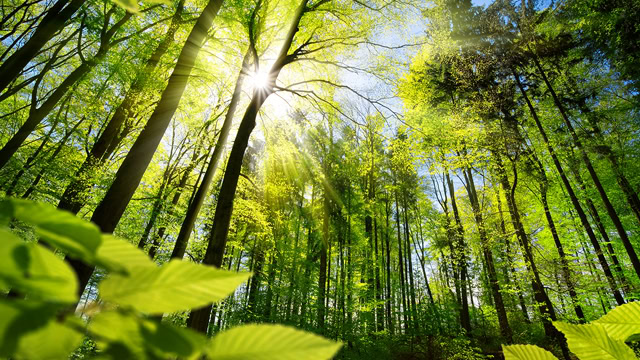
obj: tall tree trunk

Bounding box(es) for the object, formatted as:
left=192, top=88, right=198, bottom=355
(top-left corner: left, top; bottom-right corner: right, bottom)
left=57, top=0, right=185, bottom=214
left=245, top=247, right=264, bottom=322
left=532, top=56, right=640, bottom=280
left=585, top=112, right=640, bottom=227
left=66, top=0, right=225, bottom=299
left=170, top=47, right=251, bottom=259
left=446, top=172, right=471, bottom=334
left=4, top=102, right=64, bottom=196
left=514, top=70, right=625, bottom=305
left=394, top=190, right=409, bottom=333
left=285, top=187, right=304, bottom=321
left=568, top=159, right=632, bottom=294
left=384, top=196, right=394, bottom=334
left=317, top=193, right=329, bottom=333
left=402, top=194, right=419, bottom=332
left=20, top=116, right=84, bottom=199
left=536, top=162, right=586, bottom=322
left=187, top=0, right=308, bottom=333
left=463, top=167, right=513, bottom=343
left=495, top=156, right=564, bottom=346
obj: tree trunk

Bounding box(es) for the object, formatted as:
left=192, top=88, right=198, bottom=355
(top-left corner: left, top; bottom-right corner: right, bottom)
left=532, top=56, right=640, bottom=281
left=384, top=196, right=394, bottom=334
left=170, top=48, right=251, bottom=259
left=57, top=0, right=185, bottom=213
left=463, top=167, right=513, bottom=342
left=4, top=103, right=64, bottom=196
left=446, top=172, right=471, bottom=334
left=568, top=160, right=632, bottom=294
left=186, top=0, right=308, bottom=333
left=395, top=190, right=409, bottom=333
left=66, top=0, right=225, bottom=299
left=317, top=193, right=329, bottom=333
left=514, top=70, right=625, bottom=306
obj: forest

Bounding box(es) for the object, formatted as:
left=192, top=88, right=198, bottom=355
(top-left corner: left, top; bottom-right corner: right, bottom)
left=1, top=0, right=640, bottom=358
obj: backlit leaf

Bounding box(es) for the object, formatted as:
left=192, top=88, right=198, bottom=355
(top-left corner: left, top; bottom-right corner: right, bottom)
left=0, top=199, right=101, bottom=262
left=554, top=322, right=637, bottom=360
left=0, top=228, right=77, bottom=302
left=593, top=302, right=640, bottom=341
left=502, top=344, right=559, bottom=360
left=95, top=235, right=155, bottom=275
left=99, top=260, right=250, bottom=314
left=207, top=324, right=342, bottom=360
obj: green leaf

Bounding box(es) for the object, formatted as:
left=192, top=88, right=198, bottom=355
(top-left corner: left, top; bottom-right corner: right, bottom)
left=14, top=316, right=83, bottom=360
left=99, top=260, right=251, bottom=314
left=502, top=344, right=559, bottom=360
left=554, top=322, right=637, bottom=360
left=0, top=228, right=77, bottom=302
left=89, top=310, right=206, bottom=359
left=111, top=0, right=169, bottom=13
left=95, top=235, right=155, bottom=275
left=0, top=199, right=102, bottom=262
left=112, top=0, right=139, bottom=12
left=207, top=324, right=342, bottom=360
left=593, top=302, right=640, bottom=341
left=0, top=298, right=81, bottom=359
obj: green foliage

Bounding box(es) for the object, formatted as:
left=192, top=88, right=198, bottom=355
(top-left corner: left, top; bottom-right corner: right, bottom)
left=0, top=198, right=102, bottom=261
left=0, top=198, right=342, bottom=359
left=503, top=302, right=640, bottom=360
left=593, top=302, right=640, bottom=342
left=207, top=324, right=343, bottom=359
left=111, top=0, right=169, bottom=13
left=100, top=260, right=251, bottom=314
left=0, top=228, right=77, bottom=302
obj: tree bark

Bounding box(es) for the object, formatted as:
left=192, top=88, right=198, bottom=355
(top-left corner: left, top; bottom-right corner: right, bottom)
left=170, top=48, right=251, bottom=259
left=463, top=167, right=512, bottom=342
left=532, top=56, right=640, bottom=281
left=514, top=70, right=625, bottom=305
left=187, top=0, right=308, bottom=333
left=57, top=0, right=185, bottom=214
left=446, top=172, right=471, bottom=334
left=66, top=0, right=225, bottom=298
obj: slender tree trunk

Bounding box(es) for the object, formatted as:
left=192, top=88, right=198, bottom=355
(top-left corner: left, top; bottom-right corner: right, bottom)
left=514, top=70, right=625, bottom=305
left=539, top=174, right=586, bottom=322
left=568, top=159, right=632, bottom=294
left=495, top=156, right=562, bottom=344
left=446, top=172, right=471, bottom=334
left=4, top=103, right=64, bottom=196
left=384, top=196, right=394, bottom=334
left=463, top=167, right=512, bottom=342
left=66, top=0, right=225, bottom=299
left=532, top=56, right=640, bottom=280
left=57, top=0, right=185, bottom=213
left=245, top=247, right=264, bottom=322
left=317, top=193, right=329, bottom=333
left=285, top=187, right=304, bottom=321
left=20, top=116, right=84, bottom=199
left=187, top=0, right=308, bottom=333
left=402, top=195, right=419, bottom=332
left=170, top=48, right=251, bottom=259
left=395, top=190, right=409, bottom=333
left=137, top=177, right=170, bottom=249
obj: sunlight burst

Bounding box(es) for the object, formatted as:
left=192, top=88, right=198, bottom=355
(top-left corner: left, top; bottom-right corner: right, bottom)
left=250, top=69, right=270, bottom=90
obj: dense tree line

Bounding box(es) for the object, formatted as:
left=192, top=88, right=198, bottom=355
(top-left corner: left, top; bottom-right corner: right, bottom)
left=1, top=0, right=639, bottom=358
